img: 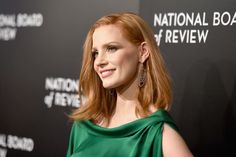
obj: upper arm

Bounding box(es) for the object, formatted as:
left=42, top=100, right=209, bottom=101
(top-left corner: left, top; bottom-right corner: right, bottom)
left=66, top=122, right=79, bottom=157
left=162, top=123, right=194, bottom=157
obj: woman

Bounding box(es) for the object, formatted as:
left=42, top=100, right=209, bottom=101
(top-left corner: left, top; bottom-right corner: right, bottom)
left=66, top=12, right=193, bottom=157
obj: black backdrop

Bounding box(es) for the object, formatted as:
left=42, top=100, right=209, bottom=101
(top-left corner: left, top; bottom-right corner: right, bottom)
left=140, top=0, right=236, bottom=156
left=0, top=0, right=235, bottom=156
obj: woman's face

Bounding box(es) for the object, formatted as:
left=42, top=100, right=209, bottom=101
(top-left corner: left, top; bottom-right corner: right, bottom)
left=92, top=24, right=140, bottom=89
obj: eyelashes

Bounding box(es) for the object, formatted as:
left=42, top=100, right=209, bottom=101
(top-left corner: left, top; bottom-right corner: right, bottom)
left=92, top=50, right=98, bottom=58
left=107, top=46, right=117, bottom=52
left=92, top=45, right=118, bottom=59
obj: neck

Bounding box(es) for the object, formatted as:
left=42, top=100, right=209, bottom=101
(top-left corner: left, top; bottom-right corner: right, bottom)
left=114, top=76, right=140, bottom=116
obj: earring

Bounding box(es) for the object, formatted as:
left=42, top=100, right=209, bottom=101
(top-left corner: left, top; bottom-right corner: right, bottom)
left=138, top=64, right=147, bottom=88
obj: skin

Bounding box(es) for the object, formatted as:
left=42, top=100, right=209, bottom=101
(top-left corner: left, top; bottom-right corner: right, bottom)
left=163, top=124, right=194, bottom=157
left=93, top=24, right=149, bottom=125
left=93, top=25, right=143, bottom=90
left=92, top=24, right=193, bottom=157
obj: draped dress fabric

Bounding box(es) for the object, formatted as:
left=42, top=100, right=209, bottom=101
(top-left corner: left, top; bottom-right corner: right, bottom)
left=66, top=109, right=178, bottom=157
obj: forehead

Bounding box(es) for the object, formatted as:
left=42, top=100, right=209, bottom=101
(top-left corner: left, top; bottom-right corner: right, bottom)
left=92, top=25, right=127, bottom=47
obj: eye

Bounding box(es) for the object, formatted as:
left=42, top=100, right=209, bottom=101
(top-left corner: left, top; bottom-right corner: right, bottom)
left=107, top=46, right=117, bottom=52
left=92, top=50, right=98, bottom=59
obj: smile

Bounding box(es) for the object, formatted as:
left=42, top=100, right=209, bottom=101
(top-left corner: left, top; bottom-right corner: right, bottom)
left=101, top=69, right=115, bottom=78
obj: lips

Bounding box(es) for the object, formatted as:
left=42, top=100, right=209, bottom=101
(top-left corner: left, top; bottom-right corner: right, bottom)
left=99, top=69, right=116, bottom=78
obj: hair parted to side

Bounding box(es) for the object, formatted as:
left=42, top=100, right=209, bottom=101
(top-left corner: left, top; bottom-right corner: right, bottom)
left=69, top=12, right=172, bottom=124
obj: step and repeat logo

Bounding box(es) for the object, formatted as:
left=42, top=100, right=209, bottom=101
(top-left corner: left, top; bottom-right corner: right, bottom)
left=153, top=11, right=236, bottom=45
left=0, top=13, right=43, bottom=41
left=0, top=134, right=34, bottom=157
left=44, top=77, right=80, bottom=109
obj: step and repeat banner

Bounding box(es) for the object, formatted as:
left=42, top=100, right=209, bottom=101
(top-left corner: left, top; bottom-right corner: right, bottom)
left=140, top=0, right=236, bottom=156
left=0, top=0, right=235, bottom=157
left=0, top=0, right=138, bottom=156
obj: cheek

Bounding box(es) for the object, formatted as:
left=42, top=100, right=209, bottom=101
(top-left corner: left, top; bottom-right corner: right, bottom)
left=111, top=51, right=138, bottom=71
left=123, top=51, right=138, bottom=67
left=115, top=49, right=137, bottom=65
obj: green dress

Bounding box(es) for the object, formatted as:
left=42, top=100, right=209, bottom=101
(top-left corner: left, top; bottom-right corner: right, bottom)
left=66, top=109, right=178, bottom=157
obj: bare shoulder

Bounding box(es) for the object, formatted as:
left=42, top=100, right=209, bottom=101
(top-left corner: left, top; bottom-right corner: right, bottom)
left=162, top=123, right=194, bottom=157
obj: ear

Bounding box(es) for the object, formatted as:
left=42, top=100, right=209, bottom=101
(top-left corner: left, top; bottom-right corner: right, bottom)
left=138, top=42, right=149, bottom=63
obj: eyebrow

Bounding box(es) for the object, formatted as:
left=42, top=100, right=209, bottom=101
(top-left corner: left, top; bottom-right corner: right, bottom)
left=92, top=42, right=120, bottom=50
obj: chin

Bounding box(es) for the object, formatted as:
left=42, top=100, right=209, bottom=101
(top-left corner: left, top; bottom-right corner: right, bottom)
left=102, top=84, right=115, bottom=89
left=102, top=81, right=119, bottom=89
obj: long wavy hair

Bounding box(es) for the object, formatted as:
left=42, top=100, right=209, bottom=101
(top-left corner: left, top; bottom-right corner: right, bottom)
left=69, top=12, right=172, bottom=125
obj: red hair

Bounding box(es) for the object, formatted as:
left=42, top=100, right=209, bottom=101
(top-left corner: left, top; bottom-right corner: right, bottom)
left=69, top=12, right=172, bottom=124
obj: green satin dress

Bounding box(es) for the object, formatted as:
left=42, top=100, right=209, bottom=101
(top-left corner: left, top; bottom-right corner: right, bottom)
left=66, top=109, right=178, bottom=157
